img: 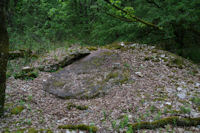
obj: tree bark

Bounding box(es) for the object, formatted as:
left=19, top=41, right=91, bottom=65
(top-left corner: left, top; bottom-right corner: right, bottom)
left=0, top=0, right=9, bottom=117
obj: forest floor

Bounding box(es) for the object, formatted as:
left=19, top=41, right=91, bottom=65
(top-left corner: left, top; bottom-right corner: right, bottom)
left=0, top=43, right=200, bottom=132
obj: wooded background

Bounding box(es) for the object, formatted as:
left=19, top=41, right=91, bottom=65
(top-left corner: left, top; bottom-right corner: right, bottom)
left=5, top=0, right=200, bottom=62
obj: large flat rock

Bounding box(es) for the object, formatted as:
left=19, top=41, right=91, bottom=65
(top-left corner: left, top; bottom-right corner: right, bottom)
left=43, top=49, right=130, bottom=99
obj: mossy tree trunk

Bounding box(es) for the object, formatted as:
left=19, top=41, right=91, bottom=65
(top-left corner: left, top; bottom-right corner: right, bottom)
left=0, top=0, right=9, bottom=117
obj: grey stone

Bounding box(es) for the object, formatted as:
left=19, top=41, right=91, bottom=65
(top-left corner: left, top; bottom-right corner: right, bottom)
left=43, top=49, right=129, bottom=99
left=177, top=93, right=186, bottom=99
left=177, top=87, right=183, bottom=91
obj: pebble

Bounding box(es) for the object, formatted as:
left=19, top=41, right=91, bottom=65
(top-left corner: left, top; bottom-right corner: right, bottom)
left=120, top=42, right=125, bottom=46
left=197, top=125, right=200, bottom=129
left=177, top=87, right=183, bottom=91
left=128, top=114, right=132, bottom=119
left=191, top=111, right=200, bottom=117
left=195, top=83, right=200, bottom=87
left=160, top=54, right=165, bottom=58
left=166, top=88, right=174, bottom=93
left=177, top=93, right=186, bottom=99
left=135, top=72, right=143, bottom=77
left=20, top=88, right=26, bottom=91
left=165, top=102, right=171, bottom=105
left=177, top=128, right=184, bottom=132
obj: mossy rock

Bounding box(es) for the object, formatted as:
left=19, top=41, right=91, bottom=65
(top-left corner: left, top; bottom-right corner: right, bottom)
left=85, top=46, right=98, bottom=51
left=4, top=128, right=53, bottom=133
left=130, top=116, right=200, bottom=131
left=28, top=128, right=38, bottom=133
left=58, top=124, right=98, bottom=133
left=76, top=105, right=88, bottom=110
left=166, top=54, right=187, bottom=69
left=11, top=105, right=24, bottom=115
left=28, top=128, right=53, bottom=133
left=66, top=102, right=77, bottom=110
left=43, top=49, right=126, bottom=99
left=104, top=42, right=124, bottom=50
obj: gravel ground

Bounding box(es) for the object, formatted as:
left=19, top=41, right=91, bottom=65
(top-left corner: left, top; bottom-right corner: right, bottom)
left=0, top=44, right=200, bottom=132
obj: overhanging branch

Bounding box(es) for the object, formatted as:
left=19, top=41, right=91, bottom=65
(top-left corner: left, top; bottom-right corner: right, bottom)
left=104, top=12, right=134, bottom=23
left=103, top=0, right=161, bottom=30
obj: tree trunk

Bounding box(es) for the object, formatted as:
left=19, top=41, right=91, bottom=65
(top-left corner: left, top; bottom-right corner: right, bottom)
left=0, top=1, right=9, bottom=117
left=174, top=25, right=185, bottom=56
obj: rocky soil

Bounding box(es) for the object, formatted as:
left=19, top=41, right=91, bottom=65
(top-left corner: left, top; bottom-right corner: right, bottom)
left=0, top=43, right=200, bottom=132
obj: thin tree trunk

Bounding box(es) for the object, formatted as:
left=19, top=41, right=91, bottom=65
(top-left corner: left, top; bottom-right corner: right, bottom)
left=0, top=0, right=9, bottom=117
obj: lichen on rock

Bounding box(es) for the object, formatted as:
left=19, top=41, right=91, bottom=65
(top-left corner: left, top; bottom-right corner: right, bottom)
left=43, top=49, right=129, bottom=99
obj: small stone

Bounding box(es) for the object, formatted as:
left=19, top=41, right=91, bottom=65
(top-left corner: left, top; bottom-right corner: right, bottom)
left=177, top=87, right=183, bottom=91
left=191, top=111, right=200, bottom=117
left=177, top=93, right=186, bottom=99
left=197, top=125, right=200, bottom=129
left=130, top=44, right=137, bottom=48
left=177, top=128, right=184, bottom=132
left=166, top=88, right=174, bottom=93
left=195, top=83, right=200, bottom=87
left=20, top=88, right=26, bottom=91
left=128, top=115, right=132, bottom=119
left=112, top=63, right=121, bottom=69
left=22, top=66, right=34, bottom=73
left=165, top=102, right=171, bottom=105
left=160, top=54, right=165, bottom=58
left=181, top=81, right=186, bottom=85
left=57, top=117, right=68, bottom=123
left=120, top=42, right=125, bottom=46
left=135, top=72, right=143, bottom=77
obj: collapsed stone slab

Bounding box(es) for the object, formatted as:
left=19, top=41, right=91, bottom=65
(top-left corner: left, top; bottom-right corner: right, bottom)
left=43, top=49, right=129, bottom=99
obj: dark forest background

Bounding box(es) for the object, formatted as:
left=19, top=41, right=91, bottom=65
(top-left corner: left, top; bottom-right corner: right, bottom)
left=6, top=0, right=200, bottom=63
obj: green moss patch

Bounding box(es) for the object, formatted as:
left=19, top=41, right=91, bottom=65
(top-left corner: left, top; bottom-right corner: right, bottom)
left=67, top=103, right=88, bottom=110
left=198, top=106, right=200, bottom=112
left=190, top=97, right=200, bottom=106
left=144, top=56, right=154, bottom=61
left=52, top=81, right=65, bottom=87
left=4, top=103, right=14, bottom=111
left=76, top=105, right=89, bottom=110
left=167, top=57, right=185, bottom=69
left=85, top=46, right=98, bottom=51
left=104, top=42, right=124, bottom=50
left=4, top=128, right=53, bottom=133
left=130, top=116, right=200, bottom=131
left=14, top=70, right=38, bottom=80
left=58, top=124, right=98, bottom=133
left=11, top=105, right=24, bottom=115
